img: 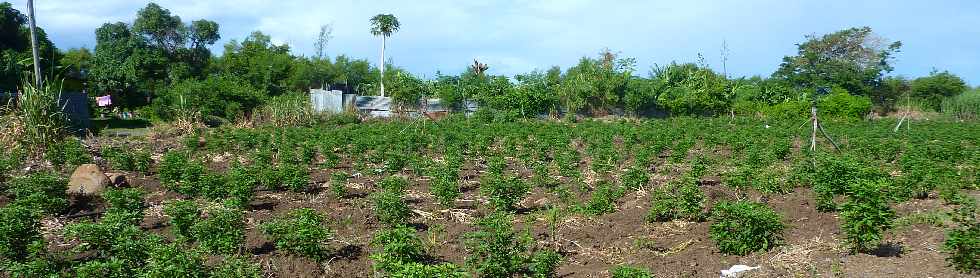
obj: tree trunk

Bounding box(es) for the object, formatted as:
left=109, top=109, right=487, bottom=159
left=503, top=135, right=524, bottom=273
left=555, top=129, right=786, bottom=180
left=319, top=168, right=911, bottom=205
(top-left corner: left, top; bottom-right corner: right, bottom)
left=380, top=36, right=386, bottom=97
left=26, top=0, right=42, bottom=88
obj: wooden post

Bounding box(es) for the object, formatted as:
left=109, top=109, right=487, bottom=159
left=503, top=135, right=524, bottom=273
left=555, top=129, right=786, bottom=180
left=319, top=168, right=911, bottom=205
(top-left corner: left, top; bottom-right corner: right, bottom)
left=26, top=0, right=42, bottom=88
left=810, top=106, right=818, bottom=152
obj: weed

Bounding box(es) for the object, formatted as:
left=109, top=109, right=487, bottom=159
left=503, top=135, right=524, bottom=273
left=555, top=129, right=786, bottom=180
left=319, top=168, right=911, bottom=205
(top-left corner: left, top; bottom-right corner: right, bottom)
left=839, top=179, right=895, bottom=253
left=583, top=182, right=624, bottom=215
left=528, top=250, right=561, bottom=278
left=0, top=204, right=41, bottom=262
left=6, top=171, right=69, bottom=214
left=261, top=208, right=333, bottom=260
left=464, top=212, right=529, bottom=277
left=944, top=198, right=979, bottom=273
left=163, top=200, right=200, bottom=241
left=45, top=139, right=91, bottom=169
left=481, top=174, right=530, bottom=212
left=621, top=167, right=650, bottom=190
left=709, top=201, right=786, bottom=255
left=647, top=179, right=706, bottom=222
left=610, top=265, right=653, bottom=278
left=142, top=243, right=207, bottom=278
left=191, top=206, right=245, bottom=254
left=330, top=171, right=350, bottom=198
left=373, top=189, right=411, bottom=227
left=210, top=255, right=262, bottom=278
left=371, top=226, right=427, bottom=272
left=431, top=163, right=461, bottom=208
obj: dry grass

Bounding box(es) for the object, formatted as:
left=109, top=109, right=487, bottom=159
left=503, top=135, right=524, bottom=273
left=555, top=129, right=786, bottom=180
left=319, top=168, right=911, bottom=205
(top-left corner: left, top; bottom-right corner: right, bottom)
left=769, top=236, right=841, bottom=276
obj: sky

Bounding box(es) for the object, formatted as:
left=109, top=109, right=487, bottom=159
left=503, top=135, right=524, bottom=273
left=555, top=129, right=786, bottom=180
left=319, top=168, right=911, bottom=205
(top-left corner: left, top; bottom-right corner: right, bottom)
left=10, top=0, right=980, bottom=85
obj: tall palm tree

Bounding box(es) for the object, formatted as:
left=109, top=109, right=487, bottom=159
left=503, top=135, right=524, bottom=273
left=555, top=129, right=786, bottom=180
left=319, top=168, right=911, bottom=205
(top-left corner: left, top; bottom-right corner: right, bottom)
left=370, top=14, right=400, bottom=97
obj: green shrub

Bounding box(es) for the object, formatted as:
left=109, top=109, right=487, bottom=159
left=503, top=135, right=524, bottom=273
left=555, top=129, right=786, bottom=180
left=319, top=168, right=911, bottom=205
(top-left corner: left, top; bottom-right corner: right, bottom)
left=528, top=250, right=561, bottom=278
left=647, top=179, right=706, bottom=222
left=0, top=150, right=23, bottom=182
left=163, top=200, right=200, bottom=241
left=464, top=212, right=529, bottom=277
left=371, top=226, right=427, bottom=272
left=224, top=165, right=258, bottom=208
left=431, top=164, right=461, bottom=208
left=709, top=201, right=785, bottom=255
left=210, top=256, right=262, bottom=278
left=45, top=138, right=91, bottom=169
left=373, top=190, right=411, bottom=227
left=584, top=182, right=624, bottom=215
left=101, top=188, right=145, bottom=224
left=811, top=155, right=886, bottom=212
left=480, top=174, right=530, bottom=212
left=944, top=198, right=979, bottom=273
left=141, top=243, right=207, bottom=278
left=279, top=163, right=310, bottom=192
left=839, top=179, right=895, bottom=253
left=621, top=167, right=649, bottom=190
left=158, top=151, right=190, bottom=185
left=330, top=171, right=350, bottom=198
left=377, top=261, right=469, bottom=278
left=6, top=171, right=69, bottom=214
left=610, top=265, right=653, bottom=278
left=0, top=204, right=41, bottom=262
left=74, top=258, right=128, bottom=278
left=818, top=91, right=872, bottom=120
left=101, top=146, right=152, bottom=173
left=261, top=208, right=333, bottom=260
left=942, top=88, right=980, bottom=121
left=191, top=206, right=245, bottom=254
left=64, top=210, right=163, bottom=274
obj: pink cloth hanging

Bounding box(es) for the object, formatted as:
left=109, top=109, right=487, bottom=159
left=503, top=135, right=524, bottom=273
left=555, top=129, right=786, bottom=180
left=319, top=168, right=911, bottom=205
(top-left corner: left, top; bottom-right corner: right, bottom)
left=97, top=95, right=112, bottom=107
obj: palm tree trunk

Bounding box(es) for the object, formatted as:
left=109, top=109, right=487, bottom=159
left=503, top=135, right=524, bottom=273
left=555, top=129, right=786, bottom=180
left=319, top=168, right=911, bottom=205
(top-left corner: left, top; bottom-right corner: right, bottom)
left=380, top=36, right=386, bottom=97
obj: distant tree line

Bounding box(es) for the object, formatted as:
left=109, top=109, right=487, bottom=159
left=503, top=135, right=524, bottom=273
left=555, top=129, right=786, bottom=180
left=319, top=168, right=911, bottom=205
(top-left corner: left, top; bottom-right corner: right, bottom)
left=1, top=2, right=974, bottom=122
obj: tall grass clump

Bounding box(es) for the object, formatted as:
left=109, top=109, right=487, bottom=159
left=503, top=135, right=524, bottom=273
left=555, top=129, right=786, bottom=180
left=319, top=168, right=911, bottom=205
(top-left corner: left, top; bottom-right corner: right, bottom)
left=252, top=92, right=316, bottom=127
left=942, top=89, right=980, bottom=121
left=8, top=80, right=66, bottom=153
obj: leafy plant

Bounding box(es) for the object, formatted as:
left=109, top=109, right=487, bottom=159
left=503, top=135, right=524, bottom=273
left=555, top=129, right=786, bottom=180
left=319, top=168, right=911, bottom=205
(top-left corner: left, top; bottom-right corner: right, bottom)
left=210, top=256, right=262, bottom=278
left=528, top=250, right=561, bottom=278
left=371, top=226, right=427, bottom=272
left=583, top=182, right=624, bottom=215
left=6, top=171, right=69, bottom=214
left=330, top=171, right=350, bottom=198
left=647, top=179, right=706, bottom=222
left=610, top=265, right=653, bottom=278
left=101, top=146, right=152, bottom=173
left=102, top=188, right=145, bottom=224
left=839, top=179, right=895, bottom=253
left=620, top=167, right=649, bottom=190
left=709, top=201, right=785, bottom=255
left=480, top=174, right=530, bottom=212
left=163, top=200, right=200, bottom=241
left=944, top=198, right=979, bottom=273
left=373, top=188, right=411, bottom=227
left=0, top=203, right=41, bottom=262
left=45, top=138, right=91, bottom=169
left=464, top=212, right=529, bottom=277
left=431, top=163, right=461, bottom=208
left=141, top=243, right=207, bottom=278
left=261, top=208, right=333, bottom=260
left=190, top=206, right=245, bottom=254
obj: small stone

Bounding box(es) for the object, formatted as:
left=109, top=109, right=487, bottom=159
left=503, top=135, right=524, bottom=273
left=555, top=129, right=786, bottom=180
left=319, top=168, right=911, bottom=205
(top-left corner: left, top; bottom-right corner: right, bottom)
left=67, top=164, right=110, bottom=196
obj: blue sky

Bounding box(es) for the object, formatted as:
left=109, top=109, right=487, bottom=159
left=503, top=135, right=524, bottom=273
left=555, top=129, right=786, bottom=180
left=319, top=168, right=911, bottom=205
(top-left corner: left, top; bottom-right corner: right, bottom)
left=11, top=0, right=980, bottom=85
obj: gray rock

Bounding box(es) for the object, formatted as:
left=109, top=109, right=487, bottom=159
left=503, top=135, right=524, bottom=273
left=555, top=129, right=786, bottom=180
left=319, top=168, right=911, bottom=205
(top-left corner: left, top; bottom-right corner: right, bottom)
left=67, top=164, right=110, bottom=196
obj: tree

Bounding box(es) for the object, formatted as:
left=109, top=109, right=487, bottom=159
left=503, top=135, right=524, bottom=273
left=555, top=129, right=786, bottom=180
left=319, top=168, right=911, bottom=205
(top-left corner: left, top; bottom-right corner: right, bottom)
left=911, top=70, right=967, bottom=111
left=216, top=31, right=294, bottom=96
left=773, top=27, right=901, bottom=99
left=89, top=3, right=220, bottom=108
left=370, top=14, right=400, bottom=97
left=60, top=47, right=92, bottom=91
left=0, top=2, right=57, bottom=92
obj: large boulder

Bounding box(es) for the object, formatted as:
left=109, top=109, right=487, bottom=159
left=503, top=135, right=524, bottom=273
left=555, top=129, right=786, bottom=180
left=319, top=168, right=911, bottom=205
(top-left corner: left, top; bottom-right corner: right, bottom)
left=67, top=164, right=110, bottom=196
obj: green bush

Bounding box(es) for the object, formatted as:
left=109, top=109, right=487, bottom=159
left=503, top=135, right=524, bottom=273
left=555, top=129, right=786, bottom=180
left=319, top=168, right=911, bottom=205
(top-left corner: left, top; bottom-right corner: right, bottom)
left=371, top=226, right=427, bottom=272
left=101, top=146, right=152, bottom=173
left=279, top=163, right=310, bottom=192
left=377, top=261, right=469, bottom=278
left=610, top=265, right=653, bottom=278
left=45, top=138, right=91, bottom=169
left=64, top=210, right=163, bottom=275
left=942, top=88, right=980, bottom=121
left=378, top=175, right=410, bottom=193
left=330, top=171, right=350, bottom=198
left=102, top=188, right=145, bottom=224
left=224, top=165, right=258, bottom=208
left=709, top=201, right=785, bottom=255
left=762, top=100, right=809, bottom=121
left=158, top=151, right=190, bottom=185
left=6, top=171, right=69, bottom=214
left=584, top=182, right=624, bottom=215
left=811, top=155, right=887, bottom=212
left=431, top=164, right=461, bottom=208
left=141, top=243, right=207, bottom=278
left=155, top=74, right=265, bottom=121
left=261, top=208, right=333, bottom=260
left=163, top=200, right=200, bottom=241
left=210, top=256, right=262, bottom=278
left=818, top=91, right=872, bottom=120
left=839, top=179, right=895, bottom=253
left=190, top=206, right=245, bottom=254
left=647, top=179, right=706, bottom=222
left=373, top=189, right=411, bottom=227
left=528, top=250, right=561, bottom=278
left=480, top=174, right=530, bottom=212
left=620, top=167, right=649, bottom=190
left=464, top=212, right=529, bottom=277
left=944, top=198, right=979, bottom=273
left=0, top=204, right=41, bottom=262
